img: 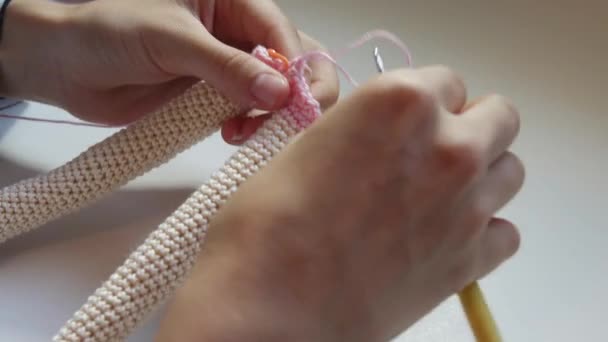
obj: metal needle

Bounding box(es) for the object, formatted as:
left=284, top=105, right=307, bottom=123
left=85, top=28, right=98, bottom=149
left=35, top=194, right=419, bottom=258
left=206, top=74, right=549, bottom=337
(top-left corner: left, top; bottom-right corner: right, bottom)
left=373, top=46, right=385, bottom=73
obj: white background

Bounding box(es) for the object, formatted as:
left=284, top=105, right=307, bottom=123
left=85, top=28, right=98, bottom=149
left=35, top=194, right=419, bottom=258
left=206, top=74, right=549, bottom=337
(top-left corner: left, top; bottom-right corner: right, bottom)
left=1, top=0, right=606, bottom=341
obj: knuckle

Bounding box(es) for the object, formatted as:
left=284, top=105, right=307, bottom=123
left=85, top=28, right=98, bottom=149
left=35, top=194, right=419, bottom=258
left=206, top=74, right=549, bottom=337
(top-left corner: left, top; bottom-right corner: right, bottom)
left=489, top=94, right=521, bottom=136
left=434, top=138, right=483, bottom=182
left=469, top=199, right=491, bottom=229
left=490, top=93, right=517, bottom=113
left=370, top=73, right=438, bottom=123
left=274, top=14, right=291, bottom=29
left=317, top=80, right=340, bottom=110
left=323, top=87, right=340, bottom=108
left=420, top=64, right=467, bottom=111
left=503, top=152, right=526, bottom=192
left=507, top=225, right=522, bottom=256
left=329, top=82, right=340, bottom=102
left=446, top=258, right=476, bottom=292
left=302, top=32, right=325, bottom=50
left=489, top=219, right=521, bottom=262
left=276, top=15, right=295, bottom=34
left=434, top=64, right=465, bottom=89
left=442, top=65, right=467, bottom=106
left=384, top=74, right=435, bottom=107
left=221, top=51, right=254, bottom=79
left=513, top=154, right=526, bottom=188
left=451, top=201, right=488, bottom=248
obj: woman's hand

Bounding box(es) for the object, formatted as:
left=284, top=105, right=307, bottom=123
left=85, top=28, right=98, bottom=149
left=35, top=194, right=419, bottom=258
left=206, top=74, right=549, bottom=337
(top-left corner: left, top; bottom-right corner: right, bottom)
left=0, top=0, right=338, bottom=141
left=156, top=66, right=524, bottom=341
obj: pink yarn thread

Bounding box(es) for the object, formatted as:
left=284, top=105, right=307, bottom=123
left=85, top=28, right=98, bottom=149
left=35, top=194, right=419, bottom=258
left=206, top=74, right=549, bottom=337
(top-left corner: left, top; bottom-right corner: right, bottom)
left=333, top=29, right=413, bottom=67
left=0, top=29, right=411, bottom=128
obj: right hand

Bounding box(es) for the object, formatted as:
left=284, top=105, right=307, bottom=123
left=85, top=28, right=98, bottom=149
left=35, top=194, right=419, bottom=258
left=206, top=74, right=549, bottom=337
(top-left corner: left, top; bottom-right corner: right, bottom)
left=157, top=66, right=524, bottom=342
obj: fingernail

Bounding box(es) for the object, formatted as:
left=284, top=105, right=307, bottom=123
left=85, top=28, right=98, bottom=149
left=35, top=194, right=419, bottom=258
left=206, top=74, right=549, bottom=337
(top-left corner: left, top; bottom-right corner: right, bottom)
left=246, top=109, right=268, bottom=117
left=230, top=133, right=244, bottom=144
left=250, top=73, right=288, bottom=108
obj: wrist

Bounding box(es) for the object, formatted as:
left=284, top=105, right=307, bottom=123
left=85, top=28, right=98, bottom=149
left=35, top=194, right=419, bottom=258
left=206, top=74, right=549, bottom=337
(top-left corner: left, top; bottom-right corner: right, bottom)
left=0, top=0, right=71, bottom=100
left=157, top=213, right=341, bottom=342
left=158, top=202, right=379, bottom=342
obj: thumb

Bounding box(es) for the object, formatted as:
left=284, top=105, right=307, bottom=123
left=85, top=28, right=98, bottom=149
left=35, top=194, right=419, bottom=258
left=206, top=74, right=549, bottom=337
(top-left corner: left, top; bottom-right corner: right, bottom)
left=170, top=21, right=289, bottom=111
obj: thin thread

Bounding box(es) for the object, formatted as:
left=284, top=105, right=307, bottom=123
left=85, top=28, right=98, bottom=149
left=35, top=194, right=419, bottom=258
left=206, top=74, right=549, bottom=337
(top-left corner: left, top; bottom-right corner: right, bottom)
left=0, top=113, right=111, bottom=127
left=291, top=51, right=360, bottom=87
left=330, top=29, right=413, bottom=67
left=293, top=29, right=413, bottom=87
left=0, top=99, right=22, bottom=111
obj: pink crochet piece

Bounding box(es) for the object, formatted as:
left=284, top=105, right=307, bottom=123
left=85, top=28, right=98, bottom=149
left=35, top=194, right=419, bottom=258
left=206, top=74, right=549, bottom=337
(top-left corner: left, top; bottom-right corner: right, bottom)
left=0, top=46, right=321, bottom=341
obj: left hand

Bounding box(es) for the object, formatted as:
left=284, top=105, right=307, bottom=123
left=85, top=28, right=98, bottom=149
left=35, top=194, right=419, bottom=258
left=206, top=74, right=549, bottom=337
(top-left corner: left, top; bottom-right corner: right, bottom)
left=0, top=0, right=338, bottom=143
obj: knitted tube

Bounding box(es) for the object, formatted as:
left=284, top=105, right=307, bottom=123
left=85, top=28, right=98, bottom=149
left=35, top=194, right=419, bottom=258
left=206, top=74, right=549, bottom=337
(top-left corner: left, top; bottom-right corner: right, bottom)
left=0, top=84, right=238, bottom=243
left=0, top=46, right=320, bottom=341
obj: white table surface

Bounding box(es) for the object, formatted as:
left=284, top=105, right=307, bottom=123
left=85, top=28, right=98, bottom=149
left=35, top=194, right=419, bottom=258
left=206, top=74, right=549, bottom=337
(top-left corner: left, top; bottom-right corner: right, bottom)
left=1, top=1, right=606, bottom=341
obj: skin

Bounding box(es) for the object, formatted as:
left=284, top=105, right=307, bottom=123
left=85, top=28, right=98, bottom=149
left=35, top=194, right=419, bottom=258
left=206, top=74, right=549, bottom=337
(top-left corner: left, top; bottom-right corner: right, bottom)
left=156, top=67, right=524, bottom=341
left=0, top=1, right=525, bottom=341
left=0, top=0, right=338, bottom=142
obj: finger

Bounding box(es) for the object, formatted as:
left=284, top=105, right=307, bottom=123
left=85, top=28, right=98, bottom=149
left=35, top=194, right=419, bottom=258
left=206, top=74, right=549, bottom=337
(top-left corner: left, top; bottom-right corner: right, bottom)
left=457, top=94, right=521, bottom=164
left=221, top=114, right=270, bottom=145
left=212, top=0, right=303, bottom=58
left=222, top=31, right=339, bottom=145
left=300, top=32, right=340, bottom=110
left=471, top=152, right=525, bottom=217
left=460, top=96, right=486, bottom=113
left=386, top=66, right=467, bottom=113
left=200, top=0, right=216, bottom=32
left=474, top=217, right=521, bottom=280
left=93, top=77, right=199, bottom=126
left=172, top=19, right=290, bottom=111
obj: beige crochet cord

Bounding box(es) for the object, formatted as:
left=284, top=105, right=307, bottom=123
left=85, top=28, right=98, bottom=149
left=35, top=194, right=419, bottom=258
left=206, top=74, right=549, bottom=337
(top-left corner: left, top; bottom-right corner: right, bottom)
left=0, top=47, right=319, bottom=341
left=0, top=83, right=238, bottom=244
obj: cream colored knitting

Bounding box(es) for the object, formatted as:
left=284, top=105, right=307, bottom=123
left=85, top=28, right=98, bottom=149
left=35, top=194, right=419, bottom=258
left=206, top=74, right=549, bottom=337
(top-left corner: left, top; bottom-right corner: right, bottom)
left=0, top=47, right=321, bottom=341
left=0, top=83, right=237, bottom=243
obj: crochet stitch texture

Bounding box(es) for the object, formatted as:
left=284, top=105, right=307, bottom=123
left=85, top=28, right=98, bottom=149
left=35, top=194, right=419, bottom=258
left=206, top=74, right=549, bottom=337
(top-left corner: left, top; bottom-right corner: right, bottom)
left=0, top=46, right=321, bottom=341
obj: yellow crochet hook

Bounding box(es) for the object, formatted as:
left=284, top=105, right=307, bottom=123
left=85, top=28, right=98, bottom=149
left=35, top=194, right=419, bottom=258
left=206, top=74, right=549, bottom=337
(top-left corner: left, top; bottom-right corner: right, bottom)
left=373, top=47, right=503, bottom=342
left=458, top=282, right=503, bottom=342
